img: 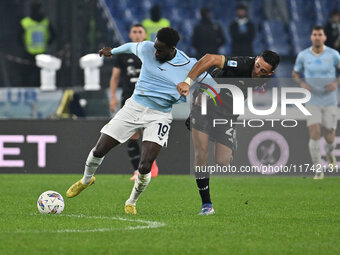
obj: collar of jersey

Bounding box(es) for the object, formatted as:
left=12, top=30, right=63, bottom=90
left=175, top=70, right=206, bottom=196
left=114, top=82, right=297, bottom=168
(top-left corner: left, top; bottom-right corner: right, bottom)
left=167, top=49, right=190, bottom=66
left=309, top=45, right=326, bottom=56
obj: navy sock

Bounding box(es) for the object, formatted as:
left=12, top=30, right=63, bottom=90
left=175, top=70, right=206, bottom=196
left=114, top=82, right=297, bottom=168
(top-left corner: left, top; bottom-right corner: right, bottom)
left=127, top=139, right=140, bottom=170
left=196, top=177, right=212, bottom=205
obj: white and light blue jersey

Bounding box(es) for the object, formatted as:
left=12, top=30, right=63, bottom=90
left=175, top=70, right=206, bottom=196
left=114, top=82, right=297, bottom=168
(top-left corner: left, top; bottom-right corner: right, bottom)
left=111, top=41, right=215, bottom=112
left=293, top=46, right=340, bottom=106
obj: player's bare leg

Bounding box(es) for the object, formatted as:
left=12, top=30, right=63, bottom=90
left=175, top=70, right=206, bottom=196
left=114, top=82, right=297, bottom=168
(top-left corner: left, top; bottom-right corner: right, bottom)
left=193, top=128, right=210, bottom=167
left=323, top=127, right=337, bottom=170
left=66, top=134, right=120, bottom=197
left=125, top=141, right=162, bottom=214
left=129, top=132, right=159, bottom=181
left=308, top=124, right=323, bottom=179
left=214, top=142, right=233, bottom=166
left=128, top=132, right=141, bottom=181
left=192, top=128, right=215, bottom=215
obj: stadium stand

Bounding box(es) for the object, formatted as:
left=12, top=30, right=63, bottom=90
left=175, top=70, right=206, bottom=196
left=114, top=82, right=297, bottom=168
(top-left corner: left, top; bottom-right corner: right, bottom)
left=105, top=0, right=338, bottom=55
left=105, top=0, right=340, bottom=79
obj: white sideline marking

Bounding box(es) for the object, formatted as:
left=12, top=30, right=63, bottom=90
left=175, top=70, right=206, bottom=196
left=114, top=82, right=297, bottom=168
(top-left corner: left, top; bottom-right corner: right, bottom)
left=11, top=214, right=166, bottom=233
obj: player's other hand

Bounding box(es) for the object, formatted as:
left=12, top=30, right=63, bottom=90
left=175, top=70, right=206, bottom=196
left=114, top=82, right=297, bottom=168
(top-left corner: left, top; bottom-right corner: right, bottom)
left=300, top=82, right=312, bottom=92
left=177, top=82, right=190, bottom=96
left=99, top=47, right=113, bottom=57
left=326, top=82, right=337, bottom=92
left=110, top=96, right=118, bottom=112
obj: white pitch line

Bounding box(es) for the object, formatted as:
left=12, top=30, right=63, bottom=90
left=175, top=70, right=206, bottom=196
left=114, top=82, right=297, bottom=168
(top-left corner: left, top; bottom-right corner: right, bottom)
left=9, top=214, right=166, bottom=233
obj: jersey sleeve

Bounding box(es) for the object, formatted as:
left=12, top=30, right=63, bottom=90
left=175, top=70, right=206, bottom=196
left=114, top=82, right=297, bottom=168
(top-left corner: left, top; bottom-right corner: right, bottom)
left=222, top=56, right=250, bottom=73
left=333, top=50, right=340, bottom=69
left=136, top=41, right=154, bottom=62
left=293, top=52, right=304, bottom=73
left=111, top=42, right=138, bottom=55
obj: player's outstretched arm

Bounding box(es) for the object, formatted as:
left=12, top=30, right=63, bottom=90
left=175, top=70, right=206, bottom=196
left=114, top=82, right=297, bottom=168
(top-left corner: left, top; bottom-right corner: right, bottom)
left=188, top=54, right=225, bottom=80
left=99, top=43, right=138, bottom=57
left=177, top=54, right=225, bottom=96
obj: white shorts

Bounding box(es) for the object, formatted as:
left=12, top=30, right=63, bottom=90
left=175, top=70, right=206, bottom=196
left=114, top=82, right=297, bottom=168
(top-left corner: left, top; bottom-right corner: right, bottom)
left=306, top=105, right=337, bottom=130
left=101, top=98, right=173, bottom=146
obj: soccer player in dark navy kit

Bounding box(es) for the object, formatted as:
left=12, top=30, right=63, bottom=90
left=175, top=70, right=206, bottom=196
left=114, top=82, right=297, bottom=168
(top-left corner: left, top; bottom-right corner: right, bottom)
left=109, top=24, right=158, bottom=181
left=177, top=51, right=280, bottom=215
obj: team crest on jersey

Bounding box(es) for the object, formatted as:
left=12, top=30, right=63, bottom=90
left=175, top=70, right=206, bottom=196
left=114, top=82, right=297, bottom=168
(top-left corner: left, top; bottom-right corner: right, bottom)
left=227, top=60, right=237, bottom=67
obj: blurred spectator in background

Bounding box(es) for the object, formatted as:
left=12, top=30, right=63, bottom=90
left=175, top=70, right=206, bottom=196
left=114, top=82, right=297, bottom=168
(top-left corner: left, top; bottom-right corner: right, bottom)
left=191, top=7, right=226, bottom=59
left=325, top=10, right=340, bottom=53
left=142, top=5, right=170, bottom=41
left=264, top=0, right=289, bottom=25
left=18, top=1, right=55, bottom=87
left=230, top=3, right=255, bottom=56
left=110, top=25, right=145, bottom=113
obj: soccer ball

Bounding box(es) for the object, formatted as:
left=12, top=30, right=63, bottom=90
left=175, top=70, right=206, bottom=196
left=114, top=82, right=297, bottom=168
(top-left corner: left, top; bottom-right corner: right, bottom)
left=37, top=190, right=65, bottom=214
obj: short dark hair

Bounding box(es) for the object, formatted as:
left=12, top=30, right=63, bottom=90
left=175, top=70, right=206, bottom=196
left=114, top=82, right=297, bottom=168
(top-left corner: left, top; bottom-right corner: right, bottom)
left=330, top=9, right=340, bottom=17
left=312, top=25, right=324, bottom=32
left=200, top=7, right=210, bottom=19
left=131, top=23, right=145, bottom=30
left=261, top=50, right=280, bottom=71
left=236, top=3, right=247, bottom=11
left=151, top=5, right=160, bottom=15
left=156, top=27, right=180, bottom=48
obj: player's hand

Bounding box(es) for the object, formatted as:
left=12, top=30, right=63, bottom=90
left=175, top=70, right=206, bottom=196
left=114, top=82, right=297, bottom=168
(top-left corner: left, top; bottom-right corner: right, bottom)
left=300, top=82, right=312, bottom=92
left=99, top=47, right=113, bottom=57
left=326, top=82, right=338, bottom=92
left=177, top=82, right=190, bottom=96
left=110, top=96, right=118, bottom=112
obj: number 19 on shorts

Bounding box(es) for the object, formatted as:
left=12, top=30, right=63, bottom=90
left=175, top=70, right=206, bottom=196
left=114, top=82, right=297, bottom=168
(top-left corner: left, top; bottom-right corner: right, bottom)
left=158, top=123, right=169, bottom=138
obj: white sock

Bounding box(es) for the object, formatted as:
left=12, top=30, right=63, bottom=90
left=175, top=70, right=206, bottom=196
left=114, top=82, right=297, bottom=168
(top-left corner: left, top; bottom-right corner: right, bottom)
left=325, top=140, right=336, bottom=156
left=309, top=139, right=321, bottom=170
left=126, top=172, right=151, bottom=205
left=82, top=149, right=104, bottom=185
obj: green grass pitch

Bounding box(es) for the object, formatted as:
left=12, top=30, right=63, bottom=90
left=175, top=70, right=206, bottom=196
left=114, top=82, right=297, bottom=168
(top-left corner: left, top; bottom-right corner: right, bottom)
left=1, top=174, right=340, bottom=255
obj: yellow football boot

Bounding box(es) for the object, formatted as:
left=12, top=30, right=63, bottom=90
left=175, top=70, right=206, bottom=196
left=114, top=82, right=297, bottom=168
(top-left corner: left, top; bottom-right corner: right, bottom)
left=124, top=204, right=137, bottom=214
left=66, top=176, right=96, bottom=198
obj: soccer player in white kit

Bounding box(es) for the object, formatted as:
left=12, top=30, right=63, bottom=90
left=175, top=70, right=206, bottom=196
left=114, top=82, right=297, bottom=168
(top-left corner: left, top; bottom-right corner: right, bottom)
left=293, top=25, right=340, bottom=179
left=66, top=27, right=214, bottom=214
